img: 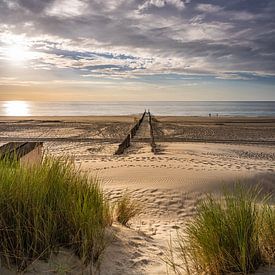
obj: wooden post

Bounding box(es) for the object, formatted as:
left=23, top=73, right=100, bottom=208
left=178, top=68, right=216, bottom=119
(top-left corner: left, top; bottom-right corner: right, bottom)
left=115, top=111, right=146, bottom=155
left=126, top=134, right=130, bottom=148
left=148, top=112, right=157, bottom=154
left=0, top=142, right=43, bottom=166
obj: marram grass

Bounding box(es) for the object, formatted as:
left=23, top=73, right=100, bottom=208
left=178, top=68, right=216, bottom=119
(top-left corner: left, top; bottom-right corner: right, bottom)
left=166, top=185, right=275, bottom=275
left=115, top=192, right=141, bottom=226
left=0, top=156, right=111, bottom=271
left=260, top=204, right=275, bottom=265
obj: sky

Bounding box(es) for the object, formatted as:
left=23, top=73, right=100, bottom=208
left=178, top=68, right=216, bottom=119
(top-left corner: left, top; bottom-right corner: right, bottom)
left=0, top=0, right=274, bottom=101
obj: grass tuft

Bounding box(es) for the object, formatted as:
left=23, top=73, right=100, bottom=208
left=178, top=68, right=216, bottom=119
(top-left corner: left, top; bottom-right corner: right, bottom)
left=260, top=204, right=275, bottom=265
left=0, top=156, right=111, bottom=271
left=166, top=184, right=275, bottom=274
left=115, top=192, right=141, bottom=226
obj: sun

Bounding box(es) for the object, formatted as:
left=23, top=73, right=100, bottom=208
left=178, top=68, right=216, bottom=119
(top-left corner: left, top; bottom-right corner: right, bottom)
left=5, top=44, right=32, bottom=63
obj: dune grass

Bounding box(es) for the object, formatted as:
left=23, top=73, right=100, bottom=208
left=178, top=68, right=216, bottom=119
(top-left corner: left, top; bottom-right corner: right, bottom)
left=0, top=156, right=111, bottom=271
left=260, top=204, right=275, bottom=265
left=115, top=192, right=141, bottom=226
left=166, top=185, right=275, bottom=274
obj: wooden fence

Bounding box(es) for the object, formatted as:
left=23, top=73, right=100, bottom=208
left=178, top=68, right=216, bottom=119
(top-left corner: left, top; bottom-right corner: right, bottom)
left=148, top=112, right=157, bottom=154
left=115, top=111, right=146, bottom=155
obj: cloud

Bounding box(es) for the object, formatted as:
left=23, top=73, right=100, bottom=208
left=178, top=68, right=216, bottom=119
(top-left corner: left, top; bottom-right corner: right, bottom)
left=17, top=0, right=55, bottom=13
left=140, top=0, right=186, bottom=10
left=45, top=0, right=88, bottom=18
left=0, top=0, right=274, bottom=86
left=196, top=4, right=222, bottom=13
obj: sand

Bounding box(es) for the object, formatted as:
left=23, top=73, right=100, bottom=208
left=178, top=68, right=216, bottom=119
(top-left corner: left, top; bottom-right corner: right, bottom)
left=0, top=116, right=275, bottom=274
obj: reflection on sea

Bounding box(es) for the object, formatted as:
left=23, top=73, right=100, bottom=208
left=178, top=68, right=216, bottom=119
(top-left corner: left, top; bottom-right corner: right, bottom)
left=3, top=101, right=30, bottom=116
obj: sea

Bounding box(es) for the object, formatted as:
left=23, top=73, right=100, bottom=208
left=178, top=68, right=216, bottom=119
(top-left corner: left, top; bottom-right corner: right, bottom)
left=0, top=101, right=275, bottom=117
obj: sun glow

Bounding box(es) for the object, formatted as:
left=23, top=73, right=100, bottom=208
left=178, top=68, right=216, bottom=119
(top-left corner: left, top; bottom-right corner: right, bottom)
left=4, top=101, right=30, bottom=116
left=1, top=34, right=35, bottom=63
left=5, top=45, right=32, bottom=62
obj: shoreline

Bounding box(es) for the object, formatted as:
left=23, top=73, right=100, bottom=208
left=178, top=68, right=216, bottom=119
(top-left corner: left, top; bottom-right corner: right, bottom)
left=1, top=115, right=275, bottom=119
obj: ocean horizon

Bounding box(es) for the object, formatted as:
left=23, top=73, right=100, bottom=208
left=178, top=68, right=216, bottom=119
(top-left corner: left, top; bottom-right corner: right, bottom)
left=0, top=101, right=275, bottom=117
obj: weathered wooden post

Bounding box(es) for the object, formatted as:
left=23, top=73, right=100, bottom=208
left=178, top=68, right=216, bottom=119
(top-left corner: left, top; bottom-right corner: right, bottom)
left=0, top=142, right=43, bottom=166
left=148, top=112, right=157, bottom=154
left=128, top=135, right=130, bottom=147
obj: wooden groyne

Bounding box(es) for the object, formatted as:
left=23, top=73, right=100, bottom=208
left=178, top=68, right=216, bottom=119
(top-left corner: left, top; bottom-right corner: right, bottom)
left=0, top=142, right=43, bottom=166
left=148, top=111, right=157, bottom=154
left=115, top=111, right=146, bottom=155
left=130, top=111, right=146, bottom=138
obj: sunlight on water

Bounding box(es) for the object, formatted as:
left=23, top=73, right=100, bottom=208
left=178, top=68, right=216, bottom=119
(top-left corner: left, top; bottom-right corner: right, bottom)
left=4, top=101, right=30, bottom=116
left=0, top=101, right=274, bottom=116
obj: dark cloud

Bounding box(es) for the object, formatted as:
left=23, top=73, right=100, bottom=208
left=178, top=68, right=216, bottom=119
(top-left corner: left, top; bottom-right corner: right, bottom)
left=17, top=0, right=55, bottom=13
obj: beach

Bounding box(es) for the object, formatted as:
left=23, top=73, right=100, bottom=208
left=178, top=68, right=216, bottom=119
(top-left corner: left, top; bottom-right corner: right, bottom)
left=1, top=0, right=274, bottom=271
left=0, top=115, right=275, bottom=274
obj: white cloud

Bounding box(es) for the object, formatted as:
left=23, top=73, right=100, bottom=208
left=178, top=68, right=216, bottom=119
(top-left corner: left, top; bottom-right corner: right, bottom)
left=215, top=73, right=252, bottom=80
left=231, top=11, right=256, bottom=21
left=46, top=0, right=88, bottom=18
left=140, top=0, right=185, bottom=10
left=196, top=4, right=222, bottom=13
